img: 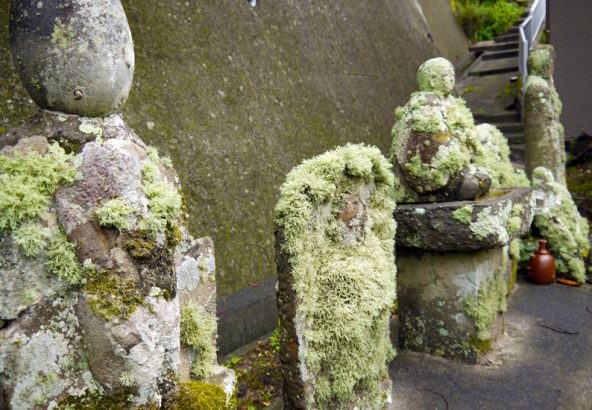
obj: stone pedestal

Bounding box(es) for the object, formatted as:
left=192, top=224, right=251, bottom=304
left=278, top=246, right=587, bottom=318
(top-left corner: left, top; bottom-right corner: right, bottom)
left=395, top=188, right=533, bottom=363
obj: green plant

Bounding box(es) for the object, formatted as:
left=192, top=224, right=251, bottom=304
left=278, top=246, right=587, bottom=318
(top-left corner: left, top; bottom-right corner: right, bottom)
left=451, top=0, right=524, bottom=42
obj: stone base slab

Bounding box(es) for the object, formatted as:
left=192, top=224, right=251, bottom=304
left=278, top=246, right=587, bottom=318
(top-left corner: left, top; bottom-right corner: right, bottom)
left=397, top=246, right=511, bottom=363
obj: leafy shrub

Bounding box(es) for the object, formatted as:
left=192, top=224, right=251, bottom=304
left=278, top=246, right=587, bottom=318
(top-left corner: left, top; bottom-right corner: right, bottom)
left=451, top=0, right=524, bottom=42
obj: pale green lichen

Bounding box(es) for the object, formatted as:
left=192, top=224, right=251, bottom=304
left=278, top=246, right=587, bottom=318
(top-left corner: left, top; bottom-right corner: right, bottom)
left=463, top=270, right=507, bottom=341
left=532, top=167, right=590, bottom=283
left=140, top=148, right=183, bottom=236
left=12, top=221, right=52, bottom=257
left=95, top=198, right=136, bottom=232
left=472, top=124, right=529, bottom=188
left=417, top=57, right=455, bottom=97
left=452, top=205, right=473, bottom=225
left=180, top=304, right=217, bottom=380
left=118, top=371, right=135, bottom=388
left=0, top=142, right=77, bottom=231
left=528, top=45, right=554, bottom=79
left=275, top=144, right=396, bottom=409
left=46, top=232, right=85, bottom=287
left=469, top=204, right=511, bottom=243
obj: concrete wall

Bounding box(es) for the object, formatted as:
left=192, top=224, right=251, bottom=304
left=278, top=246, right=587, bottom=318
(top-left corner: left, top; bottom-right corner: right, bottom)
left=550, top=0, right=592, bottom=139
left=0, top=0, right=468, bottom=296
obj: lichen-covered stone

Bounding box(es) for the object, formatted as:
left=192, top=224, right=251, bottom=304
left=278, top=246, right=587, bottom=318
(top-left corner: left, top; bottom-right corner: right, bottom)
left=9, top=0, right=134, bottom=116
left=472, top=124, right=529, bottom=188
left=524, top=45, right=566, bottom=185
left=391, top=57, right=528, bottom=203
left=275, top=144, right=396, bottom=409
left=0, top=112, right=193, bottom=408
left=531, top=167, right=590, bottom=283
left=397, top=246, right=509, bottom=363
left=395, top=187, right=534, bottom=251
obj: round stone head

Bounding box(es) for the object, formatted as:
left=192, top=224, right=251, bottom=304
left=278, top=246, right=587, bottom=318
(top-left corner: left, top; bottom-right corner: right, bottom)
left=417, top=57, right=455, bottom=96
left=9, top=0, right=134, bottom=117
left=528, top=45, right=555, bottom=79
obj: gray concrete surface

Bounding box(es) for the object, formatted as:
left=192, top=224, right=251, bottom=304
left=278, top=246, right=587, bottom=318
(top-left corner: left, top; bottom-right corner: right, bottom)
left=551, top=1, right=592, bottom=139
left=391, top=277, right=592, bottom=409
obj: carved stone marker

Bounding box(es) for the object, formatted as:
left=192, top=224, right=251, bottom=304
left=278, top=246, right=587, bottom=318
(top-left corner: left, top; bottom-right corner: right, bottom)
left=0, top=1, right=232, bottom=408
left=275, top=144, right=397, bottom=409
left=524, top=45, right=567, bottom=185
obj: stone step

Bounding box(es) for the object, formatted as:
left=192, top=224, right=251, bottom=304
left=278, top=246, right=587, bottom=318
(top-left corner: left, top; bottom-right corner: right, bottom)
left=496, top=122, right=524, bottom=134
left=506, top=26, right=520, bottom=35
left=482, top=49, right=519, bottom=60
left=504, top=132, right=525, bottom=144
left=469, top=57, right=519, bottom=76
left=470, top=40, right=519, bottom=53
left=474, top=111, right=520, bottom=123
left=509, top=144, right=525, bottom=163
left=495, top=33, right=520, bottom=43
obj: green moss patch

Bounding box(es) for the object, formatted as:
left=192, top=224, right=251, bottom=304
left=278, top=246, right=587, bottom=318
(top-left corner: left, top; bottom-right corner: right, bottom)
left=47, top=232, right=85, bottom=287
left=83, top=265, right=147, bottom=321
left=171, top=381, right=232, bottom=410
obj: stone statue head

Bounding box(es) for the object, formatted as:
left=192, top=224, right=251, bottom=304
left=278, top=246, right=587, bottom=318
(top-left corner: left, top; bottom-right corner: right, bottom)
left=417, top=57, right=455, bottom=97
left=528, top=45, right=555, bottom=79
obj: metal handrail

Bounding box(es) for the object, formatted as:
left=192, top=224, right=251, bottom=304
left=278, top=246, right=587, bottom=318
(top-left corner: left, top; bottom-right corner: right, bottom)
left=519, top=0, right=547, bottom=93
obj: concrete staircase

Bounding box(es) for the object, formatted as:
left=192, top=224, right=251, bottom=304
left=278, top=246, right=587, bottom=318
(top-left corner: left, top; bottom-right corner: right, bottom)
left=458, top=11, right=530, bottom=165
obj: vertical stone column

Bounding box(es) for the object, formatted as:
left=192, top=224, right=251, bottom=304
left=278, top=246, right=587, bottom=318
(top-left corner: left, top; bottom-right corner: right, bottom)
left=524, top=45, right=567, bottom=185
left=275, top=144, right=397, bottom=409
left=176, top=237, right=235, bottom=400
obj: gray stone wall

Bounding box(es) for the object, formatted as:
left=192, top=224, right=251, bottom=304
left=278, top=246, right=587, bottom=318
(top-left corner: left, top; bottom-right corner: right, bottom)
left=0, top=0, right=469, bottom=296
left=550, top=0, right=592, bottom=139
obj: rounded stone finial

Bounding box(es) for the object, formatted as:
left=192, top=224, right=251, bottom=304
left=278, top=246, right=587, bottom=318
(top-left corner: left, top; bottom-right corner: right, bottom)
left=417, top=57, right=455, bottom=96
left=9, top=0, right=135, bottom=117
left=528, top=45, right=555, bottom=79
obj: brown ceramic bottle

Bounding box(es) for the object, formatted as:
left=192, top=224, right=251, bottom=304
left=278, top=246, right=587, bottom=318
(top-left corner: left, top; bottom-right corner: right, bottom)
left=528, top=240, right=556, bottom=285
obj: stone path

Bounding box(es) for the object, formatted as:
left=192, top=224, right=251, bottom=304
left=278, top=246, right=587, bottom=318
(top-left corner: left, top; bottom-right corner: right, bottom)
left=391, top=277, right=592, bottom=410
left=456, top=10, right=530, bottom=165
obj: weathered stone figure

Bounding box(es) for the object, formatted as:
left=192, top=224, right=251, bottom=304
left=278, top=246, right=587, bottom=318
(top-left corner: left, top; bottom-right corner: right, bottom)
left=531, top=167, right=590, bottom=283
left=391, top=57, right=528, bottom=203
left=0, top=1, right=232, bottom=408
left=392, top=57, right=532, bottom=363
left=524, top=45, right=567, bottom=185
left=275, top=144, right=397, bottom=409
left=391, top=57, right=492, bottom=202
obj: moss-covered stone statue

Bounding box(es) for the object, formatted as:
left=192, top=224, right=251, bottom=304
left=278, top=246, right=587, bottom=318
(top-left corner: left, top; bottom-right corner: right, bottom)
left=524, top=45, right=566, bottom=185
left=275, top=144, right=397, bottom=409
left=391, top=57, right=527, bottom=202
left=531, top=167, right=590, bottom=283
left=0, top=1, right=234, bottom=408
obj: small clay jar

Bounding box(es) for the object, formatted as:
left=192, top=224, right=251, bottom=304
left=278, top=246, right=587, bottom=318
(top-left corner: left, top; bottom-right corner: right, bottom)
left=528, top=239, right=556, bottom=285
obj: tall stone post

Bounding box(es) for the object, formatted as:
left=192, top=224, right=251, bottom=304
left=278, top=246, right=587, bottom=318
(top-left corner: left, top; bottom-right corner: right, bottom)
left=524, top=45, right=567, bottom=185
left=274, top=144, right=397, bottom=409
left=0, top=1, right=232, bottom=408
